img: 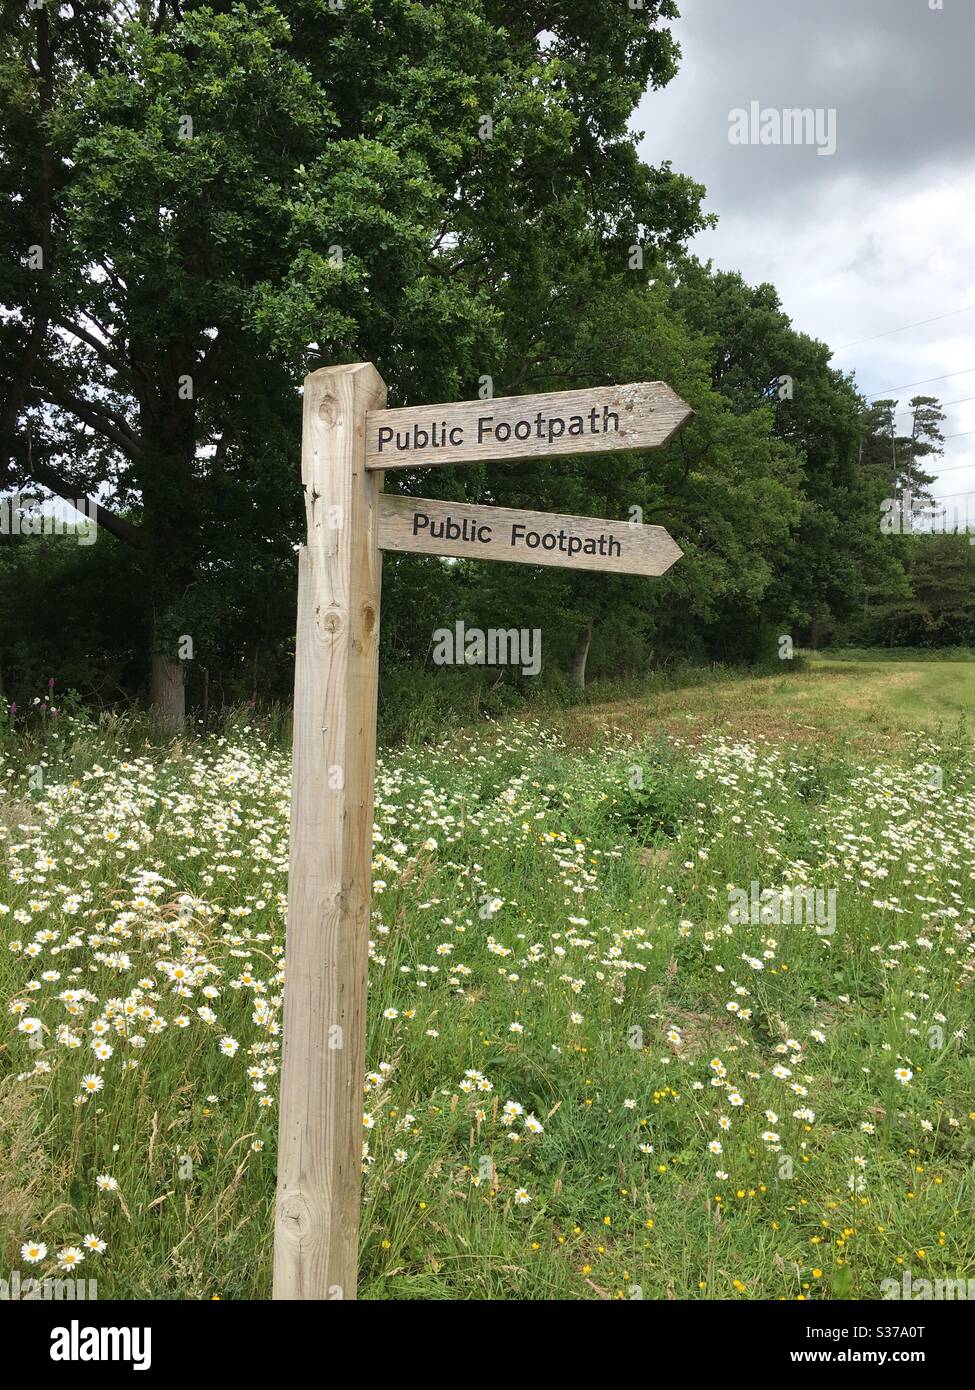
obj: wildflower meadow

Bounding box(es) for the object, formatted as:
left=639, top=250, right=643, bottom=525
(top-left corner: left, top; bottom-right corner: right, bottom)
left=3, top=681, right=973, bottom=1301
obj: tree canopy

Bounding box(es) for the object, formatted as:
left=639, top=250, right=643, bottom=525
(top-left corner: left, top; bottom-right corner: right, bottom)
left=0, top=2, right=955, bottom=722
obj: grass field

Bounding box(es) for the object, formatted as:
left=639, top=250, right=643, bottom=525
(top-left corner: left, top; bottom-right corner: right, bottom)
left=562, top=655, right=974, bottom=749
left=2, top=657, right=974, bottom=1301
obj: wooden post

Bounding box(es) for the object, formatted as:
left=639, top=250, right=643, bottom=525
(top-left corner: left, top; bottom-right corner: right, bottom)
left=273, top=362, right=387, bottom=1300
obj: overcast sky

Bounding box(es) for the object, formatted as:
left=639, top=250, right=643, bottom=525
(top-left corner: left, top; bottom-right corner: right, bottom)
left=636, top=0, right=975, bottom=514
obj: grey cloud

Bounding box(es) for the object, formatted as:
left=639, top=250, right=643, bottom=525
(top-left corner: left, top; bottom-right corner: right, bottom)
left=633, top=0, right=975, bottom=490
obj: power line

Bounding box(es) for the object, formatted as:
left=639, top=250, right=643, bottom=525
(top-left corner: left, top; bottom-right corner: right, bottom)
left=866, top=366, right=975, bottom=398
left=893, top=394, right=975, bottom=416
left=929, top=455, right=975, bottom=476
left=870, top=433, right=975, bottom=468
left=928, top=462, right=975, bottom=480
left=836, top=303, right=975, bottom=350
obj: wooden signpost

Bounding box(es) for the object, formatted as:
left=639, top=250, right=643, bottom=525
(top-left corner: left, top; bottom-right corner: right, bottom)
left=273, top=365, right=691, bottom=1300
left=365, top=380, right=691, bottom=470
left=378, top=494, right=683, bottom=576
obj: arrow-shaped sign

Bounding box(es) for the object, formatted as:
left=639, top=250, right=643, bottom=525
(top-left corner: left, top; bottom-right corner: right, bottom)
left=378, top=494, right=682, bottom=576
left=366, top=381, right=692, bottom=471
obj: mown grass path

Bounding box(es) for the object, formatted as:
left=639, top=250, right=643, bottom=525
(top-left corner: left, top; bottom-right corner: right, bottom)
left=562, top=658, right=975, bottom=752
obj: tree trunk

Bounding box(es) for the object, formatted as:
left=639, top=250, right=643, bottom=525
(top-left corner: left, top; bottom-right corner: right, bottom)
left=135, top=350, right=200, bottom=737
left=151, top=651, right=185, bottom=733
left=570, top=621, right=593, bottom=689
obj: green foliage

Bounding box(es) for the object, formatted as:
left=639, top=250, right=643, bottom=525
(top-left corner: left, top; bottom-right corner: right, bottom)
left=1, top=0, right=705, bottom=709
left=846, top=535, right=975, bottom=649
left=0, top=2, right=963, bottom=716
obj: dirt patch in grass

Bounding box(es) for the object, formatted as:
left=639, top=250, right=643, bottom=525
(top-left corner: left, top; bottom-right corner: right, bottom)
left=0, top=797, right=38, bottom=832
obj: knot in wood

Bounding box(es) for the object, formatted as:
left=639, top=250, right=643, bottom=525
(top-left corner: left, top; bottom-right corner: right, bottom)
left=278, top=1192, right=313, bottom=1235
left=318, top=393, right=339, bottom=426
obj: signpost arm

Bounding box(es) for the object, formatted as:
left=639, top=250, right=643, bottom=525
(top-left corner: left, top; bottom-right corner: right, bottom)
left=273, top=362, right=387, bottom=1300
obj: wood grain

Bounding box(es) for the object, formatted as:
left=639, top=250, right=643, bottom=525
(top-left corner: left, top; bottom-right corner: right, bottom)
left=365, top=381, right=692, bottom=471
left=378, top=494, right=683, bottom=576
left=273, top=362, right=387, bottom=1301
